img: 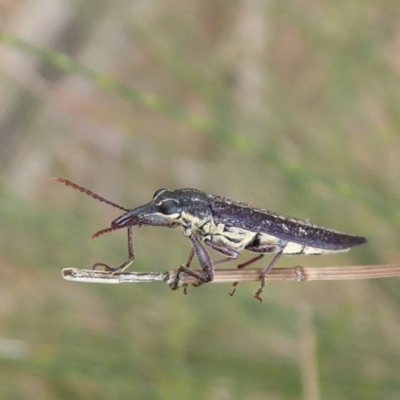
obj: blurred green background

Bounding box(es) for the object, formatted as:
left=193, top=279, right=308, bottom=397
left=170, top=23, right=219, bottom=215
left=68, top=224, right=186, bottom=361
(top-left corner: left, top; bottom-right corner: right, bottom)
left=1, top=1, right=400, bottom=399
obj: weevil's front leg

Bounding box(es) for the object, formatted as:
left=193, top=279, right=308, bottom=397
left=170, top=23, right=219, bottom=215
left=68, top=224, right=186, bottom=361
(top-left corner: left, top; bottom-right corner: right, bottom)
left=93, top=226, right=135, bottom=273
left=171, top=234, right=214, bottom=290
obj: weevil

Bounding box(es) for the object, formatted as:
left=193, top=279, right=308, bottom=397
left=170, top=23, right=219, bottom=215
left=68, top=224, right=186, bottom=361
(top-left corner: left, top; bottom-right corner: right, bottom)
left=55, top=178, right=367, bottom=300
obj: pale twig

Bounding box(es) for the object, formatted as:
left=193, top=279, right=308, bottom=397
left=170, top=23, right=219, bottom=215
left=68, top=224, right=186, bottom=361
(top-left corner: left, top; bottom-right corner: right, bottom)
left=62, top=264, right=400, bottom=285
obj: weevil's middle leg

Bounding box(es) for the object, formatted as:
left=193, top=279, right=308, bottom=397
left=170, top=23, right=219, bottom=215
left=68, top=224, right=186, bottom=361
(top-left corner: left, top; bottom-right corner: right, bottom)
left=171, top=234, right=214, bottom=291
left=173, top=239, right=241, bottom=293
left=92, top=226, right=135, bottom=273
left=204, top=239, right=241, bottom=265
left=183, top=248, right=195, bottom=294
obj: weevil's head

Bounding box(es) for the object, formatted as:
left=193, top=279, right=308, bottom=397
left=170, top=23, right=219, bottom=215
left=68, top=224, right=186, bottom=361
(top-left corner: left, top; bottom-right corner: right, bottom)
left=111, top=188, right=211, bottom=230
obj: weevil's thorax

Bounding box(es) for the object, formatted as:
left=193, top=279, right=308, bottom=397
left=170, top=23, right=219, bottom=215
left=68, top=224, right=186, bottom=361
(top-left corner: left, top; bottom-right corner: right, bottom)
left=177, top=189, right=212, bottom=236
left=152, top=188, right=212, bottom=236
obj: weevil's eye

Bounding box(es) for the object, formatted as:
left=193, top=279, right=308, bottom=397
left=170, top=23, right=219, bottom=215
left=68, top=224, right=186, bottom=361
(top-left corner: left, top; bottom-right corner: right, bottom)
left=153, top=188, right=167, bottom=200
left=158, top=199, right=181, bottom=215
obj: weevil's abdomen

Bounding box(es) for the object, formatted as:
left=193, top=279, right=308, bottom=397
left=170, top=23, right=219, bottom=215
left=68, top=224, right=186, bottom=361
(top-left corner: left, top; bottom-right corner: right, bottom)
left=281, top=241, right=349, bottom=255
left=246, top=231, right=366, bottom=256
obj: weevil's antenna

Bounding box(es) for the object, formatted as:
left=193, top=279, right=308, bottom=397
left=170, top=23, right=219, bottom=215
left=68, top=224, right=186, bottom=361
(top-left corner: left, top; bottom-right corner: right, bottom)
left=54, top=177, right=129, bottom=212
left=91, top=226, right=123, bottom=240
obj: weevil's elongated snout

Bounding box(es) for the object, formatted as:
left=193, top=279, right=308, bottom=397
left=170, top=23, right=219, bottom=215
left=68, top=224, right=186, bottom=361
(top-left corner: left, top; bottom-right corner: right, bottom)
left=111, top=201, right=177, bottom=229
left=111, top=202, right=157, bottom=228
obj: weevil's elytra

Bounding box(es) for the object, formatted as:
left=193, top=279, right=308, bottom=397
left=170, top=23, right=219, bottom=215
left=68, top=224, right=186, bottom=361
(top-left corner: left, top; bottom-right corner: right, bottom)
left=56, top=178, right=367, bottom=300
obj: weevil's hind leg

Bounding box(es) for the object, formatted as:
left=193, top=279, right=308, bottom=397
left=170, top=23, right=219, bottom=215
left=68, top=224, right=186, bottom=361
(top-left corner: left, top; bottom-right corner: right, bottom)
left=92, top=227, right=135, bottom=273
left=228, top=240, right=281, bottom=297
left=228, top=254, right=264, bottom=297
left=253, top=243, right=287, bottom=302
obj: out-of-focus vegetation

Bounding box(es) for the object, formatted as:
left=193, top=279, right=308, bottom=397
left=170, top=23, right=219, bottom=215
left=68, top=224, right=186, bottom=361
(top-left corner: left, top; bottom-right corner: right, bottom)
left=0, top=1, right=400, bottom=399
